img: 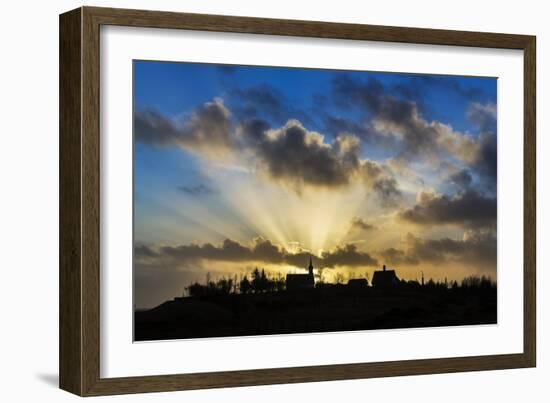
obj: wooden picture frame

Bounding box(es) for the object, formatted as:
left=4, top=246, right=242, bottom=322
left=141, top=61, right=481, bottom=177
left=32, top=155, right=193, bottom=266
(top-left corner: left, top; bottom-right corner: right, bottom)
left=59, top=6, right=536, bottom=396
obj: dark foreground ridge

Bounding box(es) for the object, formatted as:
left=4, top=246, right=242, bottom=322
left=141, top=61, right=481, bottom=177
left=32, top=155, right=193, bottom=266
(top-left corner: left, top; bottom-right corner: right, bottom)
left=135, top=271, right=497, bottom=341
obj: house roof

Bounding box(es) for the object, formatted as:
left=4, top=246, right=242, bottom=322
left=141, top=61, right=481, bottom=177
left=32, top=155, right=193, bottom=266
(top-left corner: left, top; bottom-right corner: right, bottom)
left=372, top=269, right=399, bottom=287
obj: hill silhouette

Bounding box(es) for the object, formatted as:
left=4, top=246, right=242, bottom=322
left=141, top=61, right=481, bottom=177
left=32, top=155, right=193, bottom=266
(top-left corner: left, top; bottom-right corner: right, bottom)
left=135, top=269, right=496, bottom=341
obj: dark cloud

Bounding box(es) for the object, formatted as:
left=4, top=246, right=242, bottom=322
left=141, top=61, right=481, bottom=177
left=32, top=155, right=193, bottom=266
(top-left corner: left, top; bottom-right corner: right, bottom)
left=134, top=110, right=180, bottom=146
left=135, top=77, right=496, bottom=203
left=379, top=247, right=420, bottom=266
left=135, top=92, right=409, bottom=200
left=178, top=184, right=215, bottom=196
left=404, top=231, right=496, bottom=268
left=377, top=230, right=496, bottom=270
left=332, top=75, right=477, bottom=164
left=395, top=76, right=488, bottom=108
left=355, top=159, right=403, bottom=206
left=284, top=251, right=318, bottom=268
left=331, top=74, right=499, bottom=191
left=325, top=115, right=370, bottom=139
left=137, top=237, right=378, bottom=269
left=160, top=239, right=254, bottom=263
left=470, top=132, right=497, bottom=184
left=231, top=84, right=315, bottom=127
left=141, top=237, right=284, bottom=265
left=351, top=218, right=376, bottom=231
left=135, top=99, right=403, bottom=199
left=448, top=169, right=473, bottom=189
left=232, top=84, right=283, bottom=117
left=321, top=244, right=378, bottom=267
left=237, top=118, right=271, bottom=145
left=240, top=119, right=402, bottom=202
left=135, top=244, right=160, bottom=259
left=333, top=75, right=420, bottom=130
left=398, top=189, right=496, bottom=229
left=251, top=237, right=285, bottom=263
left=372, top=177, right=402, bottom=207
left=254, top=121, right=357, bottom=188
left=360, top=160, right=384, bottom=183
left=464, top=102, right=497, bottom=189
left=324, top=115, right=399, bottom=149
left=134, top=98, right=233, bottom=157
left=467, top=102, right=497, bottom=134
left=466, top=102, right=497, bottom=194
left=422, top=76, right=488, bottom=100
left=241, top=119, right=360, bottom=189
left=332, top=74, right=385, bottom=112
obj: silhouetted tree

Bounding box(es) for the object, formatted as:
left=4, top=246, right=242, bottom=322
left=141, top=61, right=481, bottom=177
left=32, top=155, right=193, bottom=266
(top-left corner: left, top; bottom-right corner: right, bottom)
left=216, top=277, right=233, bottom=294
left=186, top=282, right=208, bottom=297
left=406, top=279, right=421, bottom=288
left=233, top=274, right=239, bottom=294
left=274, top=272, right=286, bottom=291
left=240, top=275, right=251, bottom=294
left=315, top=267, right=326, bottom=284
left=260, top=269, right=268, bottom=292
left=251, top=268, right=261, bottom=293
left=461, top=275, right=495, bottom=289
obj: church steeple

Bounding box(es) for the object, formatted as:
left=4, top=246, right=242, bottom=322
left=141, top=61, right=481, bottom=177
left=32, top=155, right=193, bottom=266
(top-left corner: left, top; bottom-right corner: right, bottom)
left=308, top=256, right=314, bottom=275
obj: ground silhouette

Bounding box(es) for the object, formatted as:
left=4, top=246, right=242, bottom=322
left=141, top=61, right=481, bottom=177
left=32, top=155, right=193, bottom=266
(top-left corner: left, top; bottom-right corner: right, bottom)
left=135, top=269, right=496, bottom=341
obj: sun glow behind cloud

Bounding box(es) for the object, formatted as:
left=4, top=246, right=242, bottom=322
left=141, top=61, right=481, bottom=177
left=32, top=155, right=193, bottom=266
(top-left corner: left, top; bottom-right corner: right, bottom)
left=149, top=161, right=370, bottom=255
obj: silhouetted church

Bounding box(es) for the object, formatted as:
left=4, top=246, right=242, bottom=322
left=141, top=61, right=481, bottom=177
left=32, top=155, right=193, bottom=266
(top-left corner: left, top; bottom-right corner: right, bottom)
left=286, top=256, right=315, bottom=291
left=372, top=265, right=400, bottom=288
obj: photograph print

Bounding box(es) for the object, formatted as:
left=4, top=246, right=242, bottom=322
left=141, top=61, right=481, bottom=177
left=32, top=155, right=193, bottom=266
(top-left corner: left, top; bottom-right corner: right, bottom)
left=133, top=61, right=497, bottom=342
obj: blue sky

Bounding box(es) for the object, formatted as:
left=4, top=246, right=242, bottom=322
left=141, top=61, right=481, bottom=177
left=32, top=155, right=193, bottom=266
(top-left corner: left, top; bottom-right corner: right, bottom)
left=134, top=61, right=496, bottom=132
left=133, top=60, right=497, bottom=308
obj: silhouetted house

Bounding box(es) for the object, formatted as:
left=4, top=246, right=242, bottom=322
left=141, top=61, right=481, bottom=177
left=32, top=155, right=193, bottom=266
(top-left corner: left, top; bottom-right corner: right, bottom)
left=347, top=278, right=369, bottom=288
left=286, top=257, right=315, bottom=291
left=372, top=265, right=400, bottom=288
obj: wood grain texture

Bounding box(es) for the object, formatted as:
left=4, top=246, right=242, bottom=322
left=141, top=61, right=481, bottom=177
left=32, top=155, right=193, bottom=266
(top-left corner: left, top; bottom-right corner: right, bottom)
left=523, top=38, right=536, bottom=367
left=59, top=6, right=537, bottom=396
left=59, top=8, right=82, bottom=396
left=81, top=6, right=102, bottom=396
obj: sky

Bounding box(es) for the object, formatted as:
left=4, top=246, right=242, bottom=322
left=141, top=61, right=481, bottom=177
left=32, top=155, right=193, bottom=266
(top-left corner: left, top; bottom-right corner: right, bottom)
left=133, top=60, right=497, bottom=309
